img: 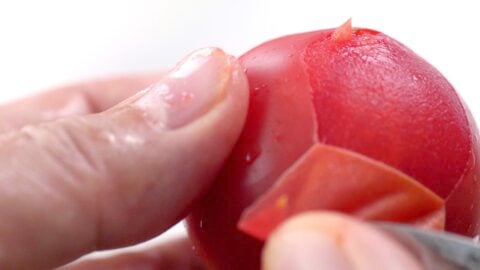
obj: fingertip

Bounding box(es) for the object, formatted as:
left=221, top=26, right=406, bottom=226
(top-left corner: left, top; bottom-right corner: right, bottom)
left=262, top=212, right=423, bottom=270
left=88, top=48, right=250, bottom=248
left=124, top=47, right=249, bottom=131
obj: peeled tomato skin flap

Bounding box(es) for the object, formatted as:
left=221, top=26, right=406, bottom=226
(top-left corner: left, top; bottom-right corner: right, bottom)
left=186, top=20, right=480, bottom=270
left=238, top=143, right=446, bottom=241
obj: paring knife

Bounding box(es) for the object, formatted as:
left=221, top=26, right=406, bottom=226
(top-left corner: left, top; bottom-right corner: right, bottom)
left=378, top=223, right=480, bottom=270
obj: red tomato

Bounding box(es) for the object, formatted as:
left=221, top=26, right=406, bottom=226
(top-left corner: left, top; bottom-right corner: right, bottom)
left=186, top=20, right=480, bottom=270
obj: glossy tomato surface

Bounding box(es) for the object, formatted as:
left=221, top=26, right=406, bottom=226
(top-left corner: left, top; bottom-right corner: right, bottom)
left=187, top=22, right=480, bottom=270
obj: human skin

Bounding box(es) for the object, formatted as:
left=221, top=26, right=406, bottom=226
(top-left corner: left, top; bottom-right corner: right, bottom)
left=0, top=48, right=249, bottom=269
left=0, top=48, right=424, bottom=270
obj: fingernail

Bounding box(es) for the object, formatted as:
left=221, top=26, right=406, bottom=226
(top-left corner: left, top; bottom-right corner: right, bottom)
left=264, top=231, right=351, bottom=270
left=134, top=48, right=232, bottom=129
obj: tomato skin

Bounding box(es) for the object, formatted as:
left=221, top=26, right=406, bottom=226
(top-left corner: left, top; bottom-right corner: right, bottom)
left=305, top=27, right=471, bottom=199
left=239, top=143, right=445, bottom=240
left=187, top=30, right=327, bottom=270
left=444, top=111, right=480, bottom=236
left=187, top=23, right=480, bottom=270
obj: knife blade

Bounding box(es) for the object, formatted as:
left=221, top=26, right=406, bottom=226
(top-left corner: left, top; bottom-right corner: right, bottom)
left=377, top=223, right=480, bottom=270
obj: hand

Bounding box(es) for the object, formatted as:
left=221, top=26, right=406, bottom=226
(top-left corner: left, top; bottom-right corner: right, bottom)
left=0, top=47, right=423, bottom=270
left=0, top=48, right=248, bottom=269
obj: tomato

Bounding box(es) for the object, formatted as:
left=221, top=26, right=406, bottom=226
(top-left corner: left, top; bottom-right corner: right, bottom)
left=186, top=20, right=480, bottom=270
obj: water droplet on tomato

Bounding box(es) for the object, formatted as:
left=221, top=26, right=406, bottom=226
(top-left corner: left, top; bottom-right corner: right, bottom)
left=244, top=153, right=254, bottom=163
left=244, top=146, right=261, bottom=164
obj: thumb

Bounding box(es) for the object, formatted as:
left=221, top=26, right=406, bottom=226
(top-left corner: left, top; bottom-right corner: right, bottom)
left=0, top=48, right=249, bottom=269
left=262, top=212, right=423, bottom=270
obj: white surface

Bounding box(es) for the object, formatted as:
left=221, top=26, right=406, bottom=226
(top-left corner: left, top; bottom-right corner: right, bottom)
left=1, top=0, right=479, bottom=262
left=1, top=1, right=480, bottom=115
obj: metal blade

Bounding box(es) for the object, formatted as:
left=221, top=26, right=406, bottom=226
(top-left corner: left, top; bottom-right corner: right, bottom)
left=377, top=223, right=480, bottom=270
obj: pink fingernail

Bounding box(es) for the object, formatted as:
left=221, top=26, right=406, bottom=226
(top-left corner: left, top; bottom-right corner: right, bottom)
left=134, top=48, right=232, bottom=129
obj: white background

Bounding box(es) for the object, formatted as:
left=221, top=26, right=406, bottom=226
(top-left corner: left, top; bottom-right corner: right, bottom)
left=1, top=0, right=479, bottom=261
left=1, top=1, right=479, bottom=115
